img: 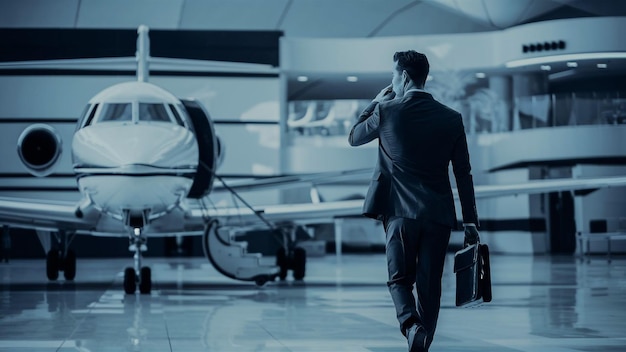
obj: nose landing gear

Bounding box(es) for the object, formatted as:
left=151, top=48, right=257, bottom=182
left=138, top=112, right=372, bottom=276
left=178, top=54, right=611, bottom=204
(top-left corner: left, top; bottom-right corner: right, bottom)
left=123, top=227, right=151, bottom=294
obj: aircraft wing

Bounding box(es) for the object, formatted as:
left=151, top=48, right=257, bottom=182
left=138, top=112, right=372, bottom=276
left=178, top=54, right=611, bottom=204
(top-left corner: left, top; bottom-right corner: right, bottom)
left=214, top=170, right=626, bottom=196
left=189, top=199, right=364, bottom=229
left=196, top=175, right=626, bottom=228
left=0, top=197, right=97, bottom=233
left=212, top=168, right=371, bottom=192
left=1, top=175, right=625, bottom=234
left=471, top=175, right=626, bottom=199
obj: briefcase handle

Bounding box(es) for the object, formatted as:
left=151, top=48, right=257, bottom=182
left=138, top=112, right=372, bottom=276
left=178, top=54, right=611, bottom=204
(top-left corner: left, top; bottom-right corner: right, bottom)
left=463, top=236, right=480, bottom=248
left=464, top=224, right=480, bottom=247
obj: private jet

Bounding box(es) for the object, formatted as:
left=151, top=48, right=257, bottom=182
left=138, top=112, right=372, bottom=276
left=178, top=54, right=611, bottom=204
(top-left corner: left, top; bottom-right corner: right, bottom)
left=0, top=25, right=304, bottom=294
left=2, top=26, right=626, bottom=294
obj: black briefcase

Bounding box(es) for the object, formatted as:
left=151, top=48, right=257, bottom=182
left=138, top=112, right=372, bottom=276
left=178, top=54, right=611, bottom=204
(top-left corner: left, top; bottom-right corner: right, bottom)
left=453, top=242, right=492, bottom=307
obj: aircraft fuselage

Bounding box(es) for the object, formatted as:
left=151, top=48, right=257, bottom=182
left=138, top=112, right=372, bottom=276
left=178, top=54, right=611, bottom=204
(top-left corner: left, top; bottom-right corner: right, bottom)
left=71, top=81, right=199, bottom=226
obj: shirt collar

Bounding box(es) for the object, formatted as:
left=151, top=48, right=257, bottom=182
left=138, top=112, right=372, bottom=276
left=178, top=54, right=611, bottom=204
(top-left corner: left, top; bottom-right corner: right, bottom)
left=405, top=88, right=428, bottom=94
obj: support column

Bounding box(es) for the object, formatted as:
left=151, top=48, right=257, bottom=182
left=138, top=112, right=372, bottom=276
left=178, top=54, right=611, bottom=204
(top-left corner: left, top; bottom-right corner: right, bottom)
left=512, top=73, right=549, bottom=130
left=488, top=75, right=513, bottom=132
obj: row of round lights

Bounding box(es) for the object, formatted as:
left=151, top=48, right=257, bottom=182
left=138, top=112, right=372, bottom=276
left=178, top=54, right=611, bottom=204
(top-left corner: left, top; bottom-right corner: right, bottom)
left=296, top=75, right=436, bottom=82
left=297, top=75, right=361, bottom=82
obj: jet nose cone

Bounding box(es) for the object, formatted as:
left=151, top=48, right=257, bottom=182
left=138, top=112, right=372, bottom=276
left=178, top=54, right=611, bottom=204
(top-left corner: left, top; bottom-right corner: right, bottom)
left=72, top=124, right=198, bottom=169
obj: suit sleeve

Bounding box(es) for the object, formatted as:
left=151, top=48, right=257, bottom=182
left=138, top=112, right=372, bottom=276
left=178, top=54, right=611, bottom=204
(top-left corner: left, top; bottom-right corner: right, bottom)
left=451, top=119, right=479, bottom=227
left=348, top=101, right=381, bottom=146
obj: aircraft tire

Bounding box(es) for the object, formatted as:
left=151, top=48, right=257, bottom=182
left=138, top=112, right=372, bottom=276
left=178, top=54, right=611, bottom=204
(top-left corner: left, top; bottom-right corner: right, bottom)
left=124, top=267, right=136, bottom=294
left=63, top=250, right=76, bottom=281
left=46, top=250, right=59, bottom=280
left=293, top=247, right=306, bottom=281
left=139, top=267, right=151, bottom=294
left=276, top=247, right=288, bottom=280
left=255, top=276, right=269, bottom=286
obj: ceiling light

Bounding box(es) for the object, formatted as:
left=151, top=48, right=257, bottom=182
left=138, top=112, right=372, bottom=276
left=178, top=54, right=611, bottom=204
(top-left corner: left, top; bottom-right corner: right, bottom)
left=346, top=76, right=358, bottom=82
left=597, top=63, right=608, bottom=69
left=475, top=72, right=486, bottom=78
left=505, top=52, right=626, bottom=68
left=540, top=65, right=551, bottom=71
left=296, top=76, right=308, bottom=82
left=566, top=62, right=578, bottom=68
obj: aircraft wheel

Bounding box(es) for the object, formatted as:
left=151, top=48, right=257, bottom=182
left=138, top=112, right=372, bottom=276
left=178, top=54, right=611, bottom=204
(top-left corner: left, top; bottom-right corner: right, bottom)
left=255, top=276, right=269, bottom=287
left=139, top=267, right=151, bottom=294
left=46, top=250, right=60, bottom=280
left=63, top=250, right=76, bottom=281
left=124, top=267, right=136, bottom=294
left=293, top=247, right=306, bottom=281
left=276, top=247, right=288, bottom=280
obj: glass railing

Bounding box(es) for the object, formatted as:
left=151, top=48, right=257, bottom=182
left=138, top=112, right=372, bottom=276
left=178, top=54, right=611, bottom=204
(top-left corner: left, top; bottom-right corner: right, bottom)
left=286, top=99, right=371, bottom=137
left=286, top=92, right=626, bottom=138
left=440, top=91, right=626, bottom=134
left=453, top=91, right=626, bottom=134
left=514, top=92, right=626, bottom=130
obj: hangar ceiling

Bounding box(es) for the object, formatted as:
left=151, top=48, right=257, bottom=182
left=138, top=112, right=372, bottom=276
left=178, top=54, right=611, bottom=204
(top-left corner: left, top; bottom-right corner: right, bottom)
left=1, top=0, right=625, bottom=100
left=1, top=0, right=625, bottom=37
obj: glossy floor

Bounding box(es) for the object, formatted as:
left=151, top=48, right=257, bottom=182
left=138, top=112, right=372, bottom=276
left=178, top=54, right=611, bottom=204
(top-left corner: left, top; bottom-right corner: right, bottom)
left=1, top=253, right=625, bottom=352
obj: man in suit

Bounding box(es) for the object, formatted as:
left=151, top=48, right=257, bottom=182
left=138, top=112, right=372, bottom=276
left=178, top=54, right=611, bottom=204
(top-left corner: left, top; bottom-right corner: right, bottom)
left=348, top=50, right=480, bottom=352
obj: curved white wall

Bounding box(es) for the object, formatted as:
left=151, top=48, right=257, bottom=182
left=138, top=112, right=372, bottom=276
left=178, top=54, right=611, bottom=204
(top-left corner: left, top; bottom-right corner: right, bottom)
left=281, top=17, right=626, bottom=73
left=487, top=125, right=626, bottom=171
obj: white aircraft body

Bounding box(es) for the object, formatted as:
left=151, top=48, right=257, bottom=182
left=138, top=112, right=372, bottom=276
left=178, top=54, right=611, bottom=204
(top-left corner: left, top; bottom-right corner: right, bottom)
left=2, top=26, right=626, bottom=294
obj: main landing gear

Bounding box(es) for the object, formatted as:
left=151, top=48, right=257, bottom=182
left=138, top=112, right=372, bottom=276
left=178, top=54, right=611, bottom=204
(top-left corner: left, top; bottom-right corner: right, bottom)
left=123, top=227, right=151, bottom=295
left=2, top=226, right=11, bottom=263
left=275, top=226, right=308, bottom=281
left=276, top=246, right=306, bottom=281
left=46, top=230, right=77, bottom=281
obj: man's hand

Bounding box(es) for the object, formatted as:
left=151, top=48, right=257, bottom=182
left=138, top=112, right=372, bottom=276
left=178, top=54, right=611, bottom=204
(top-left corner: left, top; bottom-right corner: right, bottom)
left=463, top=223, right=480, bottom=247
left=373, top=85, right=395, bottom=103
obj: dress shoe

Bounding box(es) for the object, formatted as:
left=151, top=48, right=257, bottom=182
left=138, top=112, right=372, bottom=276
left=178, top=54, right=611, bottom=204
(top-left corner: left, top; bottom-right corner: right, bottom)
left=406, top=324, right=427, bottom=352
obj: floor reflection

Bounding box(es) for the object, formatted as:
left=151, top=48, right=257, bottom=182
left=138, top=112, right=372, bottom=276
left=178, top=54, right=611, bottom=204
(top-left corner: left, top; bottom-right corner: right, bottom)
left=124, top=294, right=149, bottom=351
left=0, top=255, right=624, bottom=352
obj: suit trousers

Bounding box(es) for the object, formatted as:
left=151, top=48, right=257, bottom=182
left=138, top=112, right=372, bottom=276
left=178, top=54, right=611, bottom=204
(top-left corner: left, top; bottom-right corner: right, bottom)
left=384, top=215, right=451, bottom=348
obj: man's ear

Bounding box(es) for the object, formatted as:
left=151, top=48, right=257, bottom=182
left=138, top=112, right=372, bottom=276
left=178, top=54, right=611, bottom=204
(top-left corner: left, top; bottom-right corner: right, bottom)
left=402, top=70, right=409, bottom=85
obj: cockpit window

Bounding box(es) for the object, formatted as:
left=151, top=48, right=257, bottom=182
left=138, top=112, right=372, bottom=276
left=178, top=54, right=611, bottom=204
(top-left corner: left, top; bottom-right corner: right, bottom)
left=99, top=103, right=132, bottom=123
left=168, top=104, right=185, bottom=127
left=139, top=103, right=172, bottom=123
left=83, top=103, right=99, bottom=128
left=76, top=104, right=92, bottom=130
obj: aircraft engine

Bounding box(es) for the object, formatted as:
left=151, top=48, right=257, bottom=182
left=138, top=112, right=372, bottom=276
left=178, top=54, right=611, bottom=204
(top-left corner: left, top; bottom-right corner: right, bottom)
left=17, top=124, right=63, bottom=177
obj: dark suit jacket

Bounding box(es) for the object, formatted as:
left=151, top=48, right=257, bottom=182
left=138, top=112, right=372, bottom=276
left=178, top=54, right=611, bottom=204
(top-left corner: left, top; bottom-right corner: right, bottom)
left=348, top=91, right=478, bottom=229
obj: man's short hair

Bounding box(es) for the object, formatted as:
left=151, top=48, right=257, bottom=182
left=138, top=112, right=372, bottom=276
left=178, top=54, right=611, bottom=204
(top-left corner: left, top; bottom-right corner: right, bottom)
left=393, top=50, right=429, bottom=87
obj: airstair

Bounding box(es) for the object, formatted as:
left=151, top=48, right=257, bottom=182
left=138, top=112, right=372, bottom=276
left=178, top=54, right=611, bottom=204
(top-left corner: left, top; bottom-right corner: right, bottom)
left=202, top=220, right=280, bottom=286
